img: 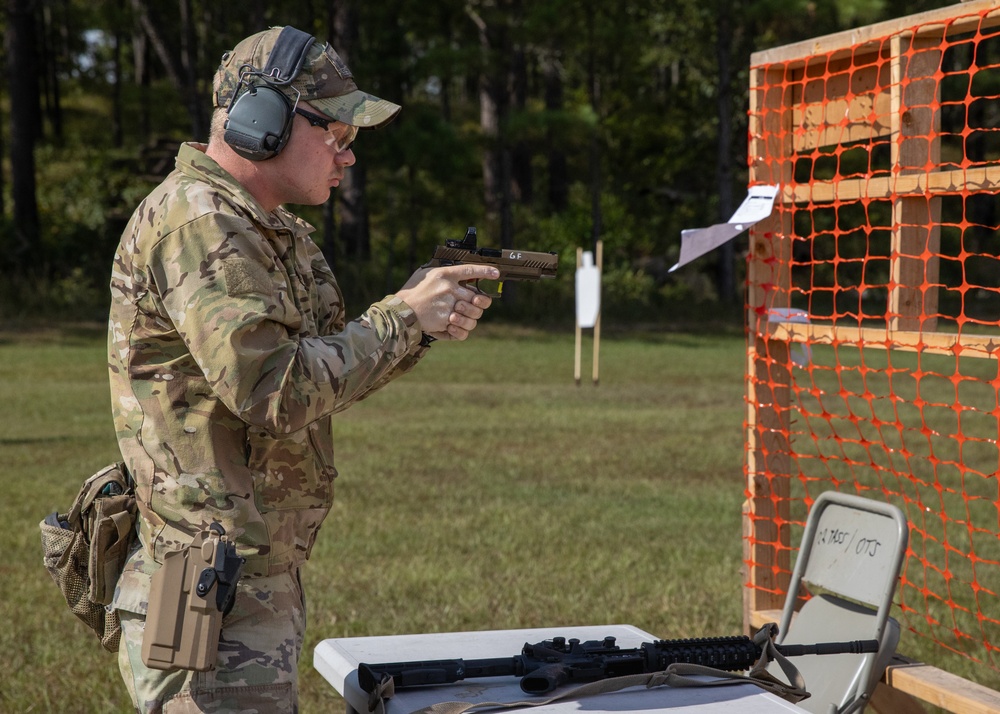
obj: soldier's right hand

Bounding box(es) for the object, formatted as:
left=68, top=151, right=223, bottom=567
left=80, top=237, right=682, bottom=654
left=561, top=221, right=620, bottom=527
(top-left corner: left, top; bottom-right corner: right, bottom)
left=396, top=265, right=498, bottom=341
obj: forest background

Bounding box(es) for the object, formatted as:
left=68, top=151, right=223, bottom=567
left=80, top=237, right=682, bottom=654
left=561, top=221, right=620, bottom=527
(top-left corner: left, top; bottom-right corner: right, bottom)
left=0, top=0, right=964, bottom=327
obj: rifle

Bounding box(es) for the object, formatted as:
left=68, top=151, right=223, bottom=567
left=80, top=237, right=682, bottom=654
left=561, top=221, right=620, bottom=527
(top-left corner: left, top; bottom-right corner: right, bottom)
left=358, top=633, right=879, bottom=697
left=428, top=227, right=558, bottom=297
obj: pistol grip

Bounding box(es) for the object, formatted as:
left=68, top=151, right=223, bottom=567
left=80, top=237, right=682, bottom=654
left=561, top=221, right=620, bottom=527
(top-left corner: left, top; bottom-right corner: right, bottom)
left=520, top=663, right=568, bottom=693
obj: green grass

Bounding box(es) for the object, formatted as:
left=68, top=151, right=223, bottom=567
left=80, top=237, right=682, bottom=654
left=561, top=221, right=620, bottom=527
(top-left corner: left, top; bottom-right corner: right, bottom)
left=0, top=324, right=747, bottom=712
left=3, top=323, right=997, bottom=712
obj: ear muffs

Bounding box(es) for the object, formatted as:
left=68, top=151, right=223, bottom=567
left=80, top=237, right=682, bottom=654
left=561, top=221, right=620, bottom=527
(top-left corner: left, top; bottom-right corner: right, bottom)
left=223, top=26, right=315, bottom=161
left=224, top=84, right=294, bottom=161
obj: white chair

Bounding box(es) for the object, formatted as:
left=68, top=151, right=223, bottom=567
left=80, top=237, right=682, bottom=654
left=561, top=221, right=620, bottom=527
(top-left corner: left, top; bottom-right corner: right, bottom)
left=771, top=491, right=909, bottom=714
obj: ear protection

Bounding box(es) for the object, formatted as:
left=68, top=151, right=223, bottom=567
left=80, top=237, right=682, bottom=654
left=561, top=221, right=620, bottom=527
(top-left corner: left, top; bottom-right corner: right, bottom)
left=224, top=26, right=315, bottom=161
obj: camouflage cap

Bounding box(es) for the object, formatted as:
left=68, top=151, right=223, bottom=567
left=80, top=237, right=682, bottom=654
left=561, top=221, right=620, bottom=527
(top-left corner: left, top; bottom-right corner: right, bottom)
left=213, top=26, right=401, bottom=128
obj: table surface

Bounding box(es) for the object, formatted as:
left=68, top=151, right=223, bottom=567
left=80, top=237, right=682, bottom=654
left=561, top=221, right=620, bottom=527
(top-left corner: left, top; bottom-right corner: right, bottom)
left=313, top=624, right=811, bottom=714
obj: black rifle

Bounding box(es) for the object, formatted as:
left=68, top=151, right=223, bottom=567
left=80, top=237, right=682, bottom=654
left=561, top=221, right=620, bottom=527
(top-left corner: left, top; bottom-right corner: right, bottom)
left=358, top=634, right=879, bottom=696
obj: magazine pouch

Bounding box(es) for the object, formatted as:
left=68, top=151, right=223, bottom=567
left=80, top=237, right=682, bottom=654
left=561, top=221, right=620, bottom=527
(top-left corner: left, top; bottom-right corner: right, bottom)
left=39, top=462, right=136, bottom=652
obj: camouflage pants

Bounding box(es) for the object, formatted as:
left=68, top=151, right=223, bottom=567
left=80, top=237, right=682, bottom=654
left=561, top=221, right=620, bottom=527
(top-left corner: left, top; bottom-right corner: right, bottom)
left=117, top=569, right=306, bottom=713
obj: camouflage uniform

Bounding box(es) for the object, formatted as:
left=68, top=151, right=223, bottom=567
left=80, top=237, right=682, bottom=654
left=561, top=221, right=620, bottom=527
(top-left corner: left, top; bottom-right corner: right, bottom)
left=109, top=30, right=416, bottom=706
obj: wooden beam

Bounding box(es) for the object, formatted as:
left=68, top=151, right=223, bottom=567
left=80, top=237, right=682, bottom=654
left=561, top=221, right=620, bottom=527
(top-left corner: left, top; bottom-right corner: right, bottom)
left=889, top=32, right=942, bottom=333
left=791, top=59, right=894, bottom=152
left=884, top=659, right=1000, bottom=714
left=751, top=0, right=1000, bottom=68
left=743, top=335, right=793, bottom=631
left=779, top=165, right=1000, bottom=206
left=767, top=321, right=1000, bottom=360
left=748, top=66, right=794, bottom=203
left=870, top=681, right=928, bottom=713
left=745, top=60, right=796, bottom=634
left=749, top=608, right=785, bottom=630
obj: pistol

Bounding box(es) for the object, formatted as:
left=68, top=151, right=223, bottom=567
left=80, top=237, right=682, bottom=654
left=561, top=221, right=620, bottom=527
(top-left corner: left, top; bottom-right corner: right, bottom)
left=141, top=523, right=244, bottom=671
left=428, top=227, right=558, bottom=296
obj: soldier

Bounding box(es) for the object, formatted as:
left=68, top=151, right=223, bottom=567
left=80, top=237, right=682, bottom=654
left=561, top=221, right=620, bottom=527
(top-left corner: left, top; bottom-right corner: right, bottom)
left=107, top=26, right=496, bottom=712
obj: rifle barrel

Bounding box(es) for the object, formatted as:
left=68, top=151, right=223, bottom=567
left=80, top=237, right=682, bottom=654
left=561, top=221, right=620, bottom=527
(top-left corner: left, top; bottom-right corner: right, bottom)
left=776, top=640, right=880, bottom=657
left=357, top=657, right=515, bottom=693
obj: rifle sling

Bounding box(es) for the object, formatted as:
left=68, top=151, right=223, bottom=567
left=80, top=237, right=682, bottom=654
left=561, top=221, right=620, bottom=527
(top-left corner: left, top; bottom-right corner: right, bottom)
left=367, top=624, right=810, bottom=714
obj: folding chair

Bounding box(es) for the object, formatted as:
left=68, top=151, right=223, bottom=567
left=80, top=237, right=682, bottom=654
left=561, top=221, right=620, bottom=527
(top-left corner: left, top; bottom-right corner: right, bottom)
left=771, top=491, right=909, bottom=714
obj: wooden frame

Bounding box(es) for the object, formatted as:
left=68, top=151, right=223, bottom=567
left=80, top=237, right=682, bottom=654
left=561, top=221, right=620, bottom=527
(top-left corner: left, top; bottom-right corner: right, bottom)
left=743, top=2, right=1000, bottom=712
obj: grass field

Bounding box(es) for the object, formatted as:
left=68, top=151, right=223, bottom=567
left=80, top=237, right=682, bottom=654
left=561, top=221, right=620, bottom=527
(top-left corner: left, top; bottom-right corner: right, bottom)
left=1, top=323, right=748, bottom=712
left=5, top=322, right=995, bottom=712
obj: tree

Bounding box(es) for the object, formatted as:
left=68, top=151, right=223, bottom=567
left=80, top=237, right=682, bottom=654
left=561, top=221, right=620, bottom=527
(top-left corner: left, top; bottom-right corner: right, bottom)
left=130, top=0, right=207, bottom=139
left=331, top=0, right=371, bottom=262
left=715, top=0, right=743, bottom=305
left=38, top=0, right=65, bottom=143
left=542, top=51, right=568, bottom=212
left=583, top=0, right=602, bottom=253
left=6, top=0, right=42, bottom=269
left=3, top=0, right=933, bottom=319
left=466, top=1, right=515, bottom=248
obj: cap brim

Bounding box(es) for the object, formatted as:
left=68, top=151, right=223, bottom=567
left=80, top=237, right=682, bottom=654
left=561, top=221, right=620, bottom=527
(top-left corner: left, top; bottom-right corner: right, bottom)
left=311, top=90, right=401, bottom=128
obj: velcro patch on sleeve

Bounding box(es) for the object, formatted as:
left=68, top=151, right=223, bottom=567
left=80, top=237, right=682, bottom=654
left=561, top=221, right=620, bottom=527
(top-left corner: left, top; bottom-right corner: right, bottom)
left=222, top=258, right=273, bottom=297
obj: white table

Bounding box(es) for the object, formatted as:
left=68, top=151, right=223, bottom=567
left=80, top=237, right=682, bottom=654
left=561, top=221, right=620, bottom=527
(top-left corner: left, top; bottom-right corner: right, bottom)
left=313, top=624, right=810, bottom=714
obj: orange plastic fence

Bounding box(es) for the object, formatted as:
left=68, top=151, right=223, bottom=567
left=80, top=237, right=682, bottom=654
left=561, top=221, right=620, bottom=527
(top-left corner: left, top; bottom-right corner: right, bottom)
left=743, top=1, right=1000, bottom=675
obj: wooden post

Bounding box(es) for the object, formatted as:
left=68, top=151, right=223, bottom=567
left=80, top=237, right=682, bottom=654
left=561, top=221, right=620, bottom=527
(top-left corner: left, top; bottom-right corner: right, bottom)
left=592, top=240, right=602, bottom=386
left=574, top=247, right=583, bottom=386
left=574, top=242, right=602, bottom=386
left=889, top=33, right=942, bottom=333
left=743, top=332, right=793, bottom=629
left=743, top=217, right=794, bottom=630
left=743, top=63, right=795, bottom=632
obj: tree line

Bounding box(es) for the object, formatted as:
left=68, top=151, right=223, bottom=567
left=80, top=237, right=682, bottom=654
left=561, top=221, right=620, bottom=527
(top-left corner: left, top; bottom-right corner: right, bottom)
left=0, top=0, right=953, bottom=323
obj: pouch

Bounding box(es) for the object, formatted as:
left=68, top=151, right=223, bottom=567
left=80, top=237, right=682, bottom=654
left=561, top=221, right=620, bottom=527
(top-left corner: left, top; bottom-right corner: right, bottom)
left=40, top=462, right=137, bottom=652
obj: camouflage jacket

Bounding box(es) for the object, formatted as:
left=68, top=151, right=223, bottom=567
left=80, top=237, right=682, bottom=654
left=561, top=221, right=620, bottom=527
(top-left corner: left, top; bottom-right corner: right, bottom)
left=108, top=142, right=426, bottom=580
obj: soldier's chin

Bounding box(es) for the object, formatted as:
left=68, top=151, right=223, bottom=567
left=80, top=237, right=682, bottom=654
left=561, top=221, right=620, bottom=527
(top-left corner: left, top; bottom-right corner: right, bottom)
left=293, top=187, right=333, bottom=207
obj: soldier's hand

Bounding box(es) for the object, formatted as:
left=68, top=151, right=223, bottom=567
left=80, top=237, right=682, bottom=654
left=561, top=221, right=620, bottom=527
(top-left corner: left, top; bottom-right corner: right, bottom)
left=396, top=265, right=497, bottom=341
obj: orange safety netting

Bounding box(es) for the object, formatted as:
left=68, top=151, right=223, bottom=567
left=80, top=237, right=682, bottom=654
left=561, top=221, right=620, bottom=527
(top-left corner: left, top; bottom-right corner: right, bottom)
left=744, top=4, right=1000, bottom=673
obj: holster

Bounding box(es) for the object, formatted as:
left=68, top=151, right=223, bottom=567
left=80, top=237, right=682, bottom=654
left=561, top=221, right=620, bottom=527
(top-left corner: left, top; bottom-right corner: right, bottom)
left=141, top=523, right=244, bottom=671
